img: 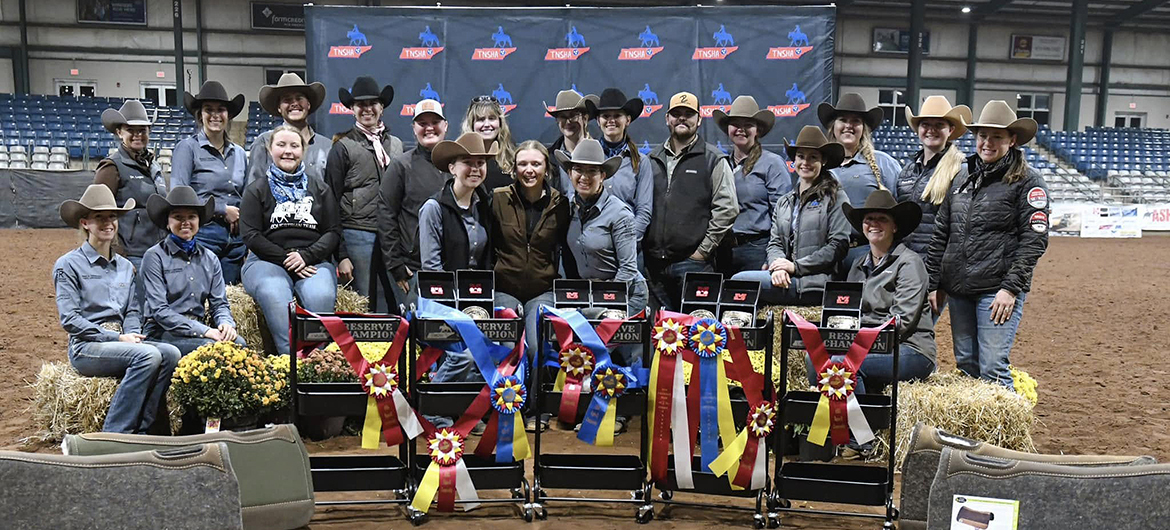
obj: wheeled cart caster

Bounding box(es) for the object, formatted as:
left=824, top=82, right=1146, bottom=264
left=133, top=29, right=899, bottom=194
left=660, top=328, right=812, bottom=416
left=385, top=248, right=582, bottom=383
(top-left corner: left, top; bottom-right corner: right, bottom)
left=753, top=513, right=766, bottom=529
left=636, top=504, right=655, bottom=524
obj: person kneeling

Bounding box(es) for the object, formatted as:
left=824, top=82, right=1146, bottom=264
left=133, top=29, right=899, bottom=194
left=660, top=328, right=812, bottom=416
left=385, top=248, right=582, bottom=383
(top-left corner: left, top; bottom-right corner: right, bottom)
left=140, top=186, right=245, bottom=355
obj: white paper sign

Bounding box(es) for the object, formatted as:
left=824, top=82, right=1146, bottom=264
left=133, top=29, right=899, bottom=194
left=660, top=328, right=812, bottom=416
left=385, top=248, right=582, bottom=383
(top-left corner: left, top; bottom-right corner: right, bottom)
left=1080, top=205, right=1142, bottom=238
left=951, top=494, right=1019, bottom=529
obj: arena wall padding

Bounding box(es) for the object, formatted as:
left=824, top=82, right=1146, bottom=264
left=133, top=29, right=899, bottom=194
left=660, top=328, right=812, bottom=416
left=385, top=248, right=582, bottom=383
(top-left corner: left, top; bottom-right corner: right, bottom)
left=0, top=169, right=94, bottom=229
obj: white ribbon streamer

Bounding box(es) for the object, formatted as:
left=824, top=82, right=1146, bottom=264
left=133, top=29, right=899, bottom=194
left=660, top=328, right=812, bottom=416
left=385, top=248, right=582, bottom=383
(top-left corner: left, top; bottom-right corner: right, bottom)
left=670, top=359, right=694, bottom=489
left=454, top=459, right=480, bottom=511
left=845, top=393, right=875, bottom=445
left=393, top=390, right=425, bottom=439
left=750, top=439, right=767, bottom=490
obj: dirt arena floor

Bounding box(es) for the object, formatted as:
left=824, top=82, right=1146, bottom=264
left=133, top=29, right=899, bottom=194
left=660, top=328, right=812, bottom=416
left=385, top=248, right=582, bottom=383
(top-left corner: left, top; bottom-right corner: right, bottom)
left=3, top=229, right=1169, bottom=529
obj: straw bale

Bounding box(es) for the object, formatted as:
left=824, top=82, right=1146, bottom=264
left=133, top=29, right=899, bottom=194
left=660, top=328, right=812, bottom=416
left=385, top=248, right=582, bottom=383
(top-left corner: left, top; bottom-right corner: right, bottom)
left=759, top=305, right=822, bottom=391
left=28, top=362, right=184, bottom=442
left=226, top=284, right=368, bottom=352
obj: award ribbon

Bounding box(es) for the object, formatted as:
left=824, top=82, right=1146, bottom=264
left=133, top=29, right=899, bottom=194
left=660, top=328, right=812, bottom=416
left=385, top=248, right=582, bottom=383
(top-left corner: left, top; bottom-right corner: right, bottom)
left=708, top=324, right=771, bottom=490
left=647, top=317, right=691, bottom=487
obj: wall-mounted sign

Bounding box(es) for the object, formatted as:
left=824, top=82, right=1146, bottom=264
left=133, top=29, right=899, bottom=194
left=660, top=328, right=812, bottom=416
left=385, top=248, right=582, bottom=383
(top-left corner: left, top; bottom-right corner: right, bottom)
left=872, top=28, right=930, bottom=55
left=78, top=0, right=146, bottom=25
left=1010, top=34, right=1065, bottom=61
left=252, top=2, right=305, bottom=31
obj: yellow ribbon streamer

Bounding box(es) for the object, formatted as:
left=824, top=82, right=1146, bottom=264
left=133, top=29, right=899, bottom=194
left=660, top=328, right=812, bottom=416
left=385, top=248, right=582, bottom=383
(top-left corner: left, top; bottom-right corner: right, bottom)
left=553, top=369, right=567, bottom=392
left=708, top=428, right=748, bottom=480
left=411, top=462, right=441, bottom=513
left=808, top=394, right=832, bottom=446
left=596, top=399, right=618, bottom=446
left=646, top=350, right=661, bottom=471
left=361, top=396, right=382, bottom=449
left=512, top=413, right=531, bottom=460
left=714, top=358, right=741, bottom=487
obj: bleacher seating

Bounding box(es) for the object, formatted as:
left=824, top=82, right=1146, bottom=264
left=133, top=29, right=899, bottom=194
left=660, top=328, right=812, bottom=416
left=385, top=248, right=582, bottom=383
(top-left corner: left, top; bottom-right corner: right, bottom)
left=1037, top=126, right=1170, bottom=180
left=245, top=101, right=282, bottom=149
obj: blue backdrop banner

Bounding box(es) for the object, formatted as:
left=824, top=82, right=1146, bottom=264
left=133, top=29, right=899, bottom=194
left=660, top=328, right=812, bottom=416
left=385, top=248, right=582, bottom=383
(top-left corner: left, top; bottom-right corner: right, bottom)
left=305, top=6, right=835, bottom=152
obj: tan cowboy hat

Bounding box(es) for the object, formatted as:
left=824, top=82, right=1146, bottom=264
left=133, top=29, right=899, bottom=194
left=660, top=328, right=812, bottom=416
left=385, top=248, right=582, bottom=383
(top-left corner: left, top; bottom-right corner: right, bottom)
left=545, top=90, right=600, bottom=118
left=784, top=125, right=846, bottom=170
left=432, top=132, right=500, bottom=171
left=258, top=72, right=326, bottom=118
left=841, top=189, right=922, bottom=240
left=146, top=186, right=215, bottom=230
left=184, top=80, right=245, bottom=119
left=905, top=95, right=972, bottom=143
left=101, top=100, right=156, bottom=134
left=553, top=138, right=622, bottom=179
left=963, top=100, right=1038, bottom=145
left=818, top=92, right=884, bottom=131
left=713, top=95, right=775, bottom=137
left=60, top=184, right=136, bottom=229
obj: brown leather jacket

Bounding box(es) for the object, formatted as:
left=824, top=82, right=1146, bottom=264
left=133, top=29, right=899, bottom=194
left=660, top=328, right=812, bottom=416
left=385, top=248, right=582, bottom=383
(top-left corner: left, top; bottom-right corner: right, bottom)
left=491, top=181, right=569, bottom=301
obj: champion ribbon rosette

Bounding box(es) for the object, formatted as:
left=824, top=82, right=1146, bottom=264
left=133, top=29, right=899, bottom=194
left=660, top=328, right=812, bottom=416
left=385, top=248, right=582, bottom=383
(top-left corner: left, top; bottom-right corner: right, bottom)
left=413, top=428, right=479, bottom=513
left=554, top=343, right=594, bottom=423
left=299, top=307, right=423, bottom=450
left=577, top=364, right=631, bottom=446
left=474, top=374, right=530, bottom=463
left=689, top=318, right=735, bottom=472
left=709, top=401, right=773, bottom=490
left=647, top=318, right=692, bottom=487
left=785, top=310, right=893, bottom=447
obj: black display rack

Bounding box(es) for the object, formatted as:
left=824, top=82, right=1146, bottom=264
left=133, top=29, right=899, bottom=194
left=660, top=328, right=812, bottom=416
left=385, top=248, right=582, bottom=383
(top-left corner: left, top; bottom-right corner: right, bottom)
left=531, top=313, right=655, bottom=523
left=406, top=313, right=531, bottom=525
left=288, top=305, right=413, bottom=508
left=769, top=313, right=901, bottom=529
left=651, top=311, right=776, bottom=529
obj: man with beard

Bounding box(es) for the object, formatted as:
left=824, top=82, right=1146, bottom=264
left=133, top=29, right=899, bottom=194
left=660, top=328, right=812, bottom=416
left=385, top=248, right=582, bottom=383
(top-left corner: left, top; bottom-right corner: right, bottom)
left=375, top=99, right=450, bottom=310
left=644, top=92, right=738, bottom=311
left=247, top=73, right=332, bottom=186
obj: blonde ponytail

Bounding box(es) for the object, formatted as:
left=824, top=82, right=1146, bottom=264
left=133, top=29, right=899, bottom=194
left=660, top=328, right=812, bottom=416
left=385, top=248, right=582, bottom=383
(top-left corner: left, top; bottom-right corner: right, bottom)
left=857, top=127, right=885, bottom=191
left=921, top=144, right=966, bottom=205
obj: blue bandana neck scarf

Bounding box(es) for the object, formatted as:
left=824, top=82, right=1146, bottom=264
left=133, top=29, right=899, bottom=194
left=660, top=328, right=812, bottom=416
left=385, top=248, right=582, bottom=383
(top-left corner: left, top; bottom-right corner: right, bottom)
left=601, top=137, right=628, bottom=159
left=267, top=162, right=308, bottom=204
left=169, top=233, right=198, bottom=255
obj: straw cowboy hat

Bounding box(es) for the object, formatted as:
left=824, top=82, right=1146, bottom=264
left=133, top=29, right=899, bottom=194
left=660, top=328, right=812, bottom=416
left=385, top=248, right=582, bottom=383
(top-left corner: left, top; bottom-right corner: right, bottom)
left=963, top=100, right=1038, bottom=145
left=905, top=95, right=972, bottom=143
left=584, top=88, right=644, bottom=122
left=553, top=138, right=622, bottom=179
left=101, top=100, right=156, bottom=134
left=258, top=72, right=326, bottom=118
left=545, top=89, right=600, bottom=118
left=338, top=76, right=394, bottom=109
left=59, top=184, right=136, bottom=229
left=431, top=132, right=500, bottom=171
left=785, top=125, right=846, bottom=170
left=146, top=186, right=215, bottom=230
left=713, top=95, right=776, bottom=137
left=842, top=189, right=922, bottom=240
left=183, top=80, right=245, bottom=119
left=818, top=92, right=885, bottom=131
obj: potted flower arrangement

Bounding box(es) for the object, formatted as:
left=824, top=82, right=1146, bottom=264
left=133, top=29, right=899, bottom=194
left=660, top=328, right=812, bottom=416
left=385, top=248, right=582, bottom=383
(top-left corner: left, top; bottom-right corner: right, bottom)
left=295, top=346, right=359, bottom=440
left=170, top=342, right=287, bottom=432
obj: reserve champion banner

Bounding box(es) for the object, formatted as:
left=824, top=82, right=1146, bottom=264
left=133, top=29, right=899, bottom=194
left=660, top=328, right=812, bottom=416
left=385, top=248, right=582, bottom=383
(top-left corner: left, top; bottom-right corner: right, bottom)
left=305, top=5, right=835, bottom=150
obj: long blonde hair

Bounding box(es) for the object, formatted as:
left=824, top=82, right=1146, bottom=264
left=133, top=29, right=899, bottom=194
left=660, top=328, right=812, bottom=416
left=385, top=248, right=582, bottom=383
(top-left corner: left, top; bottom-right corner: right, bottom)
left=921, top=144, right=966, bottom=205
left=461, top=100, right=517, bottom=173
left=828, top=121, right=885, bottom=190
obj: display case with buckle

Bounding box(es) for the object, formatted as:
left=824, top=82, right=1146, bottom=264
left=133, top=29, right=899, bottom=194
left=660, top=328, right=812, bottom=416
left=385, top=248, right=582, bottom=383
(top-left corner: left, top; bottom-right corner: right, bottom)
left=820, top=281, right=863, bottom=330
left=553, top=279, right=592, bottom=310
left=680, top=272, right=723, bottom=320
left=717, top=279, right=761, bottom=329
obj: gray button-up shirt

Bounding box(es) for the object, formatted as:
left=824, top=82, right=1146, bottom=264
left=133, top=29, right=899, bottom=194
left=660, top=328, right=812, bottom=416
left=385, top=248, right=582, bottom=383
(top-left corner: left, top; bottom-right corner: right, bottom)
left=140, top=237, right=235, bottom=338
left=418, top=190, right=488, bottom=271
left=53, top=242, right=141, bottom=342
left=169, top=130, right=247, bottom=217
left=247, top=126, right=331, bottom=187
left=732, top=149, right=791, bottom=236
left=566, top=189, right=643, bottom=282
left=830, top=149, right=903, bottom=207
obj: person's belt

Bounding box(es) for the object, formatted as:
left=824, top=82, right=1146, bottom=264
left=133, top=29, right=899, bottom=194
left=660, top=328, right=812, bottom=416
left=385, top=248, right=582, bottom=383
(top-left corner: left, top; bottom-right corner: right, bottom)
left=729, top=232, right=769, bottom=246
left=99, top=321, right=123, bottom=333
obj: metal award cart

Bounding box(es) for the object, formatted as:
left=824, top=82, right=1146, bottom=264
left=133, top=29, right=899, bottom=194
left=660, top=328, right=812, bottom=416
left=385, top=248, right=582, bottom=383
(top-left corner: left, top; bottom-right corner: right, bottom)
left=288, top=304, right=413, bottom=508
left=530, top=289, right=655, bottom=523
left=406, top=278, right=531, bottom=524
left=769, top=308, right=902, bottom=529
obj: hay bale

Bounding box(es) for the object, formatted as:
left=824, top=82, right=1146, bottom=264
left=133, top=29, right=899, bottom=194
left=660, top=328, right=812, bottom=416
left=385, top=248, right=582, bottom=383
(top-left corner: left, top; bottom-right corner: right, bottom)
left=226, top=284, right=369, bottom=352
left=335, top=286, right=369, bottom=313
left=758, top=305, right=822, bottom=391
left=28, top=362, right=184, bottom=442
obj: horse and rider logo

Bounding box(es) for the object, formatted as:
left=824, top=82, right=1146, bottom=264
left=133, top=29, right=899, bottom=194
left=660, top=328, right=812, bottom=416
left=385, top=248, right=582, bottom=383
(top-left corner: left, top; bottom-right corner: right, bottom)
left=491, top=83, right=518, bottom=114
left=638, top=84, right=664, bottom=117
left=693, top=24, right=739, bottom=60
left=766, top=82, right=812, bottom=118
left=400, top=25, right=445, bottom=60
left=473, top=26, right=518, bottom=60
left=400, top=83, right=445, bottom=116
left=545, top=26, right=590, bottom=61
left=618, top=25, right=665, bottom=60
left=328, top=23, right=373, bottom=58
left=698, top=83, right=735, bottom=117
left=767, top=24, right=815, bottom=60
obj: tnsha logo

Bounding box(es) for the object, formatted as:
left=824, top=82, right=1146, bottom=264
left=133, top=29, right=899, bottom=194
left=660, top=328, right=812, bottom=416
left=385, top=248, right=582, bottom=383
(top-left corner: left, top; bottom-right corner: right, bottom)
left=693, top=24, right=738, bottom=60
left=545, top=26, right=590, bottom=61
left=473, top=26, right=517, bottom=60
left=328, top=103, right=353, bottom=115
left=698, top=83, right=735, bottom=117
left=637, top=84, right=663, bottom=117
left=400, top=83, right=445, bottom=116
left=328, top=24, right=372, bottom=58
left=767, top=24, right=814, bottom=60
left=765, top=82, right=811, bottom=117
left=401, top=25, right=444, bottom=60
left=489, top=83, right=517, bottom=114
left=618, top=25, right=664, bottom=60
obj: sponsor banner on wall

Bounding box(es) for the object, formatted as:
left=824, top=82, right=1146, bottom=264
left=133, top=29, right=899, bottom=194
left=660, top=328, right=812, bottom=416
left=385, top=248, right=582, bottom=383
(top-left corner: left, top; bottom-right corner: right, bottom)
left=1080, top=205, right=1142, bottom=238
left=1010, top=34, right=1065, bottom=61
left=1049, top=203, right=1083, bottom=237
left=78, top=0, right=146, bottom=25
left=252, top=2, right=305, bottom=31
left=1142, top=203, right=1170, bottom=231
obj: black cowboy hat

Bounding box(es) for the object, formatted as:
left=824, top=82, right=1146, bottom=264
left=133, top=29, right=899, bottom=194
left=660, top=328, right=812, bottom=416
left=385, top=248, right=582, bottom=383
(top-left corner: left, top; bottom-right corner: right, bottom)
left=183, top=81, right=245, bottom=119
left=339, top=76, right=395, bottom=109
left=584, top=88, right=644, bottom=123
left=841, top=189, right=922, bottom=240
left=784, top=125, right=846, bottom=170
left=817, top=92, right=885, bottom=131
left=146, top=186, right=215, bottom=230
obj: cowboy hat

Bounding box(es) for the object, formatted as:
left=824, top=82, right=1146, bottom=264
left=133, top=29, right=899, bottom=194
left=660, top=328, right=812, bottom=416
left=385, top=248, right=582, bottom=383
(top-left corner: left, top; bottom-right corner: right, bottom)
left=713, top=95, right=776, bottom=137
left=963, top=100, right=1038, bottom=145
left=545, top=89, right=600, bottom=118
left=432, top=132, right=500, bottom=171
left=785, top=125, right=846, bottom=170
left=146, top=186, right=215, bottom=230
left=101, top=100, right=156, bottom=134
left=818, top=92, right=885, bottom=131
left=584, top=88, right=644, bottom=122
left=553, top=138, right=622, bottom=179
left=257, top=72, right=326, bottom=118
left=905, top=95, right=971, bottom=143
left=183, top=81, right=245, bottom=119
left=59, top=184, right=136, bottom=229
left=339, top=76, right=394, bottom=109
left=841, top=189, right=922, bottom=241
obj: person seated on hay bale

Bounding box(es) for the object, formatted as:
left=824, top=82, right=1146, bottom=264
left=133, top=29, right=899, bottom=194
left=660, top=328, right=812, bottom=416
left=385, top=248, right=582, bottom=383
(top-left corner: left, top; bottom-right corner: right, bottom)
left=139, top=186, right=246, bottom=356
left=240, top=125, right=340, bottom=356
left=52, top=185, right=182, bottom=434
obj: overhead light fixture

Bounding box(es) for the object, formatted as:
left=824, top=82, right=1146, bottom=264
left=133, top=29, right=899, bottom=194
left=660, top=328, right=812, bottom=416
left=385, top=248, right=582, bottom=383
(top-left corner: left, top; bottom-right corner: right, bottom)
left=961, top=6, right=972, bottom=13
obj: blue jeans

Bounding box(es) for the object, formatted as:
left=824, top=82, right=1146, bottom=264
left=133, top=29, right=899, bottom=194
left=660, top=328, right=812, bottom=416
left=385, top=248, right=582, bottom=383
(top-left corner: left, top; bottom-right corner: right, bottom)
left=196, top=222, right=247, bottom=285
left=803, top=345, right=933, bottom=395
left=241, top=253, right=337, bottom=356
left=68, top=339, right=181, bottom=433
left=147, top=329, right=247, bottom=357
left=731, top=270, right=822, bottom=306
left=495, top=290, right=557, bottom=374
left=646, top=257, right=712, bottom=312
left=719, top=237, right=769, bottom=277
left=342, top=228, right=377, bottom=308
left=947, top=292, right=1026, bottom=390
